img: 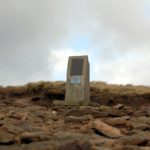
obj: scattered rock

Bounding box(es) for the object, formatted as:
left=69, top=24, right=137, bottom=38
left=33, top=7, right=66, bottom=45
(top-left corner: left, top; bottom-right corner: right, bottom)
left=99, top=105, right=126, bottom=117
left=64, top=115, right=93, bottom=123
left=57, top=140, right=92, bottom=150
left=19, top=132, right=52, bottom=143
left=131, top=117, right=150, bottom=124
left=145, top=109, right=150, bottom=117
left=113, top=104, right=124, bottom=109
left=119, top=132, right=150, bottom=146
left=53, top=131, right=86, bottom=140
left=131, top=122, right=150, bottom=130
left=2, top=123, right=24, bottom=135
left=92, top=119, right=122, bottom=138
left=103, top=116, right=132, bottom=129
left=113, top=145, right=142, bottom=150
left=52, top=110, right=57, bottom=115
left=91, top=138, right=122, bottom=149
left=31, top=96, right=41, bottom=101
left=65, top=108, right=108, bottom=118
left=0, top=130, right=15, bottom=144
left=140, top=147, right=150, bottom=150
left=0, top=99, right=149, bottom=149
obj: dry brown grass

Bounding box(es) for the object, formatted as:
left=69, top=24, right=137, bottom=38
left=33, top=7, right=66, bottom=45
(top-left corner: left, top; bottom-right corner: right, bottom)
left=0, top=81, right=150, bottom=106
left=1, top=81, right=150, bottom=96
left=0, top=81, right=65, bottom=97
left=90, top=81, right=150, bottom=95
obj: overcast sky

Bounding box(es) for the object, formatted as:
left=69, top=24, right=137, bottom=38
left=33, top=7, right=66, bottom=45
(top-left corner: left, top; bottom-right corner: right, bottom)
left=0, top=0, right=150, bottom=86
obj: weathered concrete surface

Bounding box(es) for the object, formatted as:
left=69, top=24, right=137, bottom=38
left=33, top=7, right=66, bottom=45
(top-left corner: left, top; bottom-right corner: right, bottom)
left=65, top=55, right=90, bottom=105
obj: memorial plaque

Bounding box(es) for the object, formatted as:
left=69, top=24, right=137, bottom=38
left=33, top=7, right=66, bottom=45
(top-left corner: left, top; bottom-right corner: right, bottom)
left=71, top=59, right=83, bottom=76
left=71, top=76, right=81, bottom=84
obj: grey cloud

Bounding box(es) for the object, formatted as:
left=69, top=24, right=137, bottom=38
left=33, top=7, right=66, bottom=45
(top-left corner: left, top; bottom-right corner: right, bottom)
left=75, top=0, right=150, bottom=47
left=0, top=0, right=73, bottom=85
left=0, top=0, right=150, bottom=85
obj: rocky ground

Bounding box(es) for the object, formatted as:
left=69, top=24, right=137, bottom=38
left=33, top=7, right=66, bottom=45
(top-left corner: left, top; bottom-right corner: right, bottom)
left=0, top=98, right=150, bottom=150
left=0, top=82, right=150, bottom=149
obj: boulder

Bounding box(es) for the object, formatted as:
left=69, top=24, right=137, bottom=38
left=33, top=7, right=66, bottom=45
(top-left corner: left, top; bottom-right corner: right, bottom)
left=92, top=119, right=122, bottom=138
left=119, top=132, right=150, bottom=146
left=19, top=132, right=52, bottom=143
left=64, top=115, right=93, bottom=123
left=0, top=130, right=15, bottom=144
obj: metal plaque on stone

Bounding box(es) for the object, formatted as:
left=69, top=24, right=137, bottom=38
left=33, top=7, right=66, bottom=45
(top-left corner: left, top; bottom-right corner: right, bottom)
left=70, top=76, right=81, bottom=84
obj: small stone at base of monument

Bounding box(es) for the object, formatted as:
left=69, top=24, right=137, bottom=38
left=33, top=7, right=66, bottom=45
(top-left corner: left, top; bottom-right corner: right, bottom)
left=64, top=100, right=90, bottom=106
left=53, top=100, right=65, bottom=106
left=53, top=100, right=90, bottom=106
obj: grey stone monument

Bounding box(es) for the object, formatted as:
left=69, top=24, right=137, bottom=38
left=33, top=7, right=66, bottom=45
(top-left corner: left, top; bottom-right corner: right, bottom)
left=64, top=55, right=90, bottom=105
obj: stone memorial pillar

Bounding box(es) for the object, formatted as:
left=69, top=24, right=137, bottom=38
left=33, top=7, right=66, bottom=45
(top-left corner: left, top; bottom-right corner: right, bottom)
left=65, top=55, right=90, bottom=105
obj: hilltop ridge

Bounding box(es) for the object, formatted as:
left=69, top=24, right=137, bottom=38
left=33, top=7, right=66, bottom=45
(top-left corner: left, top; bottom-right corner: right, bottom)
left=0, top=81, right=150, bottom=106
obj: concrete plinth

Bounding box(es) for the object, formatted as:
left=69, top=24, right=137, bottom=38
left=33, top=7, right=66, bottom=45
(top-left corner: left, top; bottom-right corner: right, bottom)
left=64, top=55, right=90, bottom=105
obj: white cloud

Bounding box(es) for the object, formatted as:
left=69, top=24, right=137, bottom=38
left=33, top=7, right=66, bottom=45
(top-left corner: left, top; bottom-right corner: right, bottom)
left=94, top=49, right=150, bottom=85
left=49, top=48, right=93, bottom=80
